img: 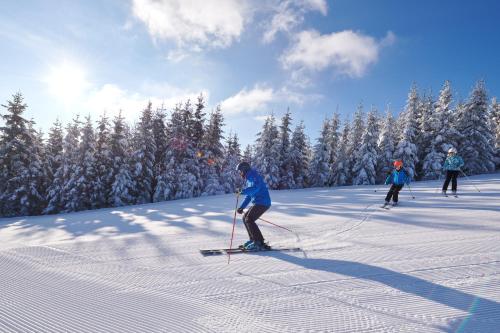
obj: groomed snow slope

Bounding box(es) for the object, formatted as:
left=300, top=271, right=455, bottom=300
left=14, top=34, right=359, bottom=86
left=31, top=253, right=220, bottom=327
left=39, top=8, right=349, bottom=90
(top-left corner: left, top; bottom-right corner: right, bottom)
left=0, top=174, right=499, bottom=332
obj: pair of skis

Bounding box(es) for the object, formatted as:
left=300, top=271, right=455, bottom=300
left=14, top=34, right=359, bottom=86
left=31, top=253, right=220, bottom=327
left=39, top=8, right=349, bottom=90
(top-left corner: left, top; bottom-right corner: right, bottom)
left=200, top=246, right=302, bottom=256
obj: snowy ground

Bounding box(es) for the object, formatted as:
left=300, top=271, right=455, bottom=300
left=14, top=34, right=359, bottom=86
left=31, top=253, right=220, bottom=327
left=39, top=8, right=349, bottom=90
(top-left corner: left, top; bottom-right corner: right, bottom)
left=1, top=174, right=499, bottom=332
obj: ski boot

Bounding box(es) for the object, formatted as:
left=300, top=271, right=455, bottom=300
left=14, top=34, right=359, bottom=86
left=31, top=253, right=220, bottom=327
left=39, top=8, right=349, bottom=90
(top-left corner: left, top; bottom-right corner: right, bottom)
left=381, top=201, right=390, bottom=208
left=239, top=240, right=253, bottom=250
left=244, top=241, right=266, bottom=252
left=391, top=201, right=398, bottom=207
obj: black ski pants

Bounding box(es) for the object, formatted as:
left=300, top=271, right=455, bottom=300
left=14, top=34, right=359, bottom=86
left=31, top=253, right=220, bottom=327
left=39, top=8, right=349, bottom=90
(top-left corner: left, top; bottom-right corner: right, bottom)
left=385, top=184, right=404, bottom=203
left=242, top=205, right=269, bottom=243
left=442, top=170, right=459, bottom=192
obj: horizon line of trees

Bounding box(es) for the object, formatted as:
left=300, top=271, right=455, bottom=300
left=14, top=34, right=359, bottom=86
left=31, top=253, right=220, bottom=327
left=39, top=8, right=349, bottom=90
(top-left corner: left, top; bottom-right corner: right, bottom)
left=1, top=80, right=499, bottom=218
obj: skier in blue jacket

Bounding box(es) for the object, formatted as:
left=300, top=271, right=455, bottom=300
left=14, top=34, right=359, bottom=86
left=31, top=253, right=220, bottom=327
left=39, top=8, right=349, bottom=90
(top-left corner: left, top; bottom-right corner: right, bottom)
left=236, top=161, right=272, bottom=251
left=441, top=147, right=464, bottom=195
left=383, top=160, right=410, bottom=207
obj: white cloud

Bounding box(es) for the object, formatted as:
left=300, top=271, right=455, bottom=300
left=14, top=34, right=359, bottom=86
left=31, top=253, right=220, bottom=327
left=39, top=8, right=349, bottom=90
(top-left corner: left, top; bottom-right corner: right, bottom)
left=132, top=0, right=249, bottom=51
left=219, top=83, right=322, bottom=116
left=220, top=85, right=275, bottom=115
left=131, top=0, right=330, bottom=53
left=281, top=30, right=396, bottom=78
left=262, top=0, right=328, bottom=44
left=263, top=5, right=301, bottom=44
left=86, top=83, right=208, bottom=121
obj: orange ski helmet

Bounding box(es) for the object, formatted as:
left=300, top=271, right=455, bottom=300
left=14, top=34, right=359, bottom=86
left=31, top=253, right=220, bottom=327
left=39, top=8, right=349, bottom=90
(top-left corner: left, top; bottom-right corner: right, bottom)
left=393, top=160, right=403, bottom=168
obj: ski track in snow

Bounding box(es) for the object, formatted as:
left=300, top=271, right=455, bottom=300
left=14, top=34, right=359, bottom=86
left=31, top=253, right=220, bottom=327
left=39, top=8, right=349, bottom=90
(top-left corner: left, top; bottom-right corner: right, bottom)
left=0, top=174, right=499, bottom=332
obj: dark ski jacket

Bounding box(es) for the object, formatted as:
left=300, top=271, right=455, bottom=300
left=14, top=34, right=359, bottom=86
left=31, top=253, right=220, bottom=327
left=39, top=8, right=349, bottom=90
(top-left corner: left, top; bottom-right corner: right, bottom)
left=385, top=168, right=410, bottom=186
left=239, top=168, right=271, bottom=209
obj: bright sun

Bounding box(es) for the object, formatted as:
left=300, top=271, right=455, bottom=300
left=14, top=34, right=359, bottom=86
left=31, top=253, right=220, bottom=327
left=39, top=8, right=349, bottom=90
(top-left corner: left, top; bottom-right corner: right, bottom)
left=45, top=61, right=89, bottom=103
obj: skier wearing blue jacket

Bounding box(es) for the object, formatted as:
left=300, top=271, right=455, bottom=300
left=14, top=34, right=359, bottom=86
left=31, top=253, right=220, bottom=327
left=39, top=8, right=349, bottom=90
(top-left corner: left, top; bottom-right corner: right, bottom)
left=383, top=160, right=410, bottom=207
left=441, top=147, right=464, bottom=195
left=236, top=161, right=272, bottom=251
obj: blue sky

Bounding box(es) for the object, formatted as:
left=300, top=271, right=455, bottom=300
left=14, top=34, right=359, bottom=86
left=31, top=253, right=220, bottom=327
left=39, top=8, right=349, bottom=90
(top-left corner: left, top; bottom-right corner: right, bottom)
left=1, top=0, right=499, bottom=147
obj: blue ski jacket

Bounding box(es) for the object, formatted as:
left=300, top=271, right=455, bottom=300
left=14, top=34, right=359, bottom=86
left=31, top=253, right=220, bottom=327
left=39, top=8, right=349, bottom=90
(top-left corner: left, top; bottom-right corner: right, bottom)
left=385, top=169, right=410, bottom=186
left=239, top=168, right=271, bottom=209
left=443, top=155, right=464, bottom=171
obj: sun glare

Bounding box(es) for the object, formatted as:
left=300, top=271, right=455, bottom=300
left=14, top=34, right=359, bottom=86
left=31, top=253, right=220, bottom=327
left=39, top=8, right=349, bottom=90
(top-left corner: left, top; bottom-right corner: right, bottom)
left=45, top=61, right=89, bottom=104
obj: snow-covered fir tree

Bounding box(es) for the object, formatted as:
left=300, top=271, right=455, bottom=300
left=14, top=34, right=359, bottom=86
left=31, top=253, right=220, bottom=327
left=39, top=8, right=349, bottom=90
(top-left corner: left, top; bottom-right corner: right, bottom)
left=32, top=126, right=49, bottom=211
left=59, top=117, right=82, bottom=213
left=160, top=102, right=197, bottom=200
left=334, top=121, right=351, bottom=186
left=202, top=105, right=225, bottom=196
left=179, top=100, right=201, bottom=198
left=421, top=82, right=456, bottom=180
left=44, top=121, right=70, bottom=214
left=253, top=114, right=280, bottom=189
left=192, top=95, right=207, bottom=196
left=0, top=92, right=32, bottom=216
left=156, top=105, right=181, bottom=201
left=131, top=102, right=156, bottom=203
left=376, top=110, right=396, bottom=184
left=221, top=132, right=242, bottom=193
left=288, top=121, right=310, bottom=188
left=45, top=119, right=64, bottom=186
left=326, top=113, right=341, bottom=186
left=192, top=94, right=206, bottom=145
left=11, top=124, right=46, bottom=216
left=415, top=92, right=434, bottom=178
left=421, top=143, right=443, bottom=180
left=353, top=108, right=380, bottom=185
left=82, top=116, right=99, bottom=209
left=394, top=84, right=419, bottom=180
left=434, top=81, right=460, bottom=153
left=22, top=123, right=47, bottom=215
left=347, top=104, right=365, bottom=184
left=308, top=118, right=331, bottom=187
left=277, top=109, right=294, bottom=189
left=151, top=106, right=168, bottom=200
left=456, top=81, right=495, bottom=174
left=94, top=113, right=113, bottom=208
left=109, top=112, right=135, bottom=207
left=63, top=116, right=97, bottom=212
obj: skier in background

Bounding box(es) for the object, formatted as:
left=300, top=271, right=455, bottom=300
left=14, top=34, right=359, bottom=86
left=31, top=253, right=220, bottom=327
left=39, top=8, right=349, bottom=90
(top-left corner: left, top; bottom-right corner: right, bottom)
left=236, top=161, right=272, bottom=251
left=383, top=160, right=410, bottom=207
left=442, top=147, right=464, bottom=196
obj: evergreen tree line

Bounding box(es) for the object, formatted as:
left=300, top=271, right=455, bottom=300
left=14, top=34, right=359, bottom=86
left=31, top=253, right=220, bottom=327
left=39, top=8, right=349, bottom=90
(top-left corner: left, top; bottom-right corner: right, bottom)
left=0, top=94, right=243, bottom=217
left=293, top=80, right=499, bottom=189
left=0, top=80, right=499, bottom=217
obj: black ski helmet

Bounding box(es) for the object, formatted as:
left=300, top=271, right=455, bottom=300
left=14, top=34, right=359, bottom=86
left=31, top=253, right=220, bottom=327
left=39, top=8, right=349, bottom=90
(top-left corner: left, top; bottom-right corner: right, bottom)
left=236, top=161, right=251, bottom=175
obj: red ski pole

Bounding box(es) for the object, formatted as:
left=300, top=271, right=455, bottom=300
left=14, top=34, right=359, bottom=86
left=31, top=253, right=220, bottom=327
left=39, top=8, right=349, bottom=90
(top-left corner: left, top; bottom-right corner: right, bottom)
left=258, top=217, right=295, bottom=234
left=227, top=193, right=240, bottom=264
left=258, top=217, right=301, bottom=243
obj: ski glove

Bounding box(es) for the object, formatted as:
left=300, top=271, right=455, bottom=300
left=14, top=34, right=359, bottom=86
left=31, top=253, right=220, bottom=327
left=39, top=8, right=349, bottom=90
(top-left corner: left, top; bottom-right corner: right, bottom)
left=237, top=208, right=244, bottom=214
